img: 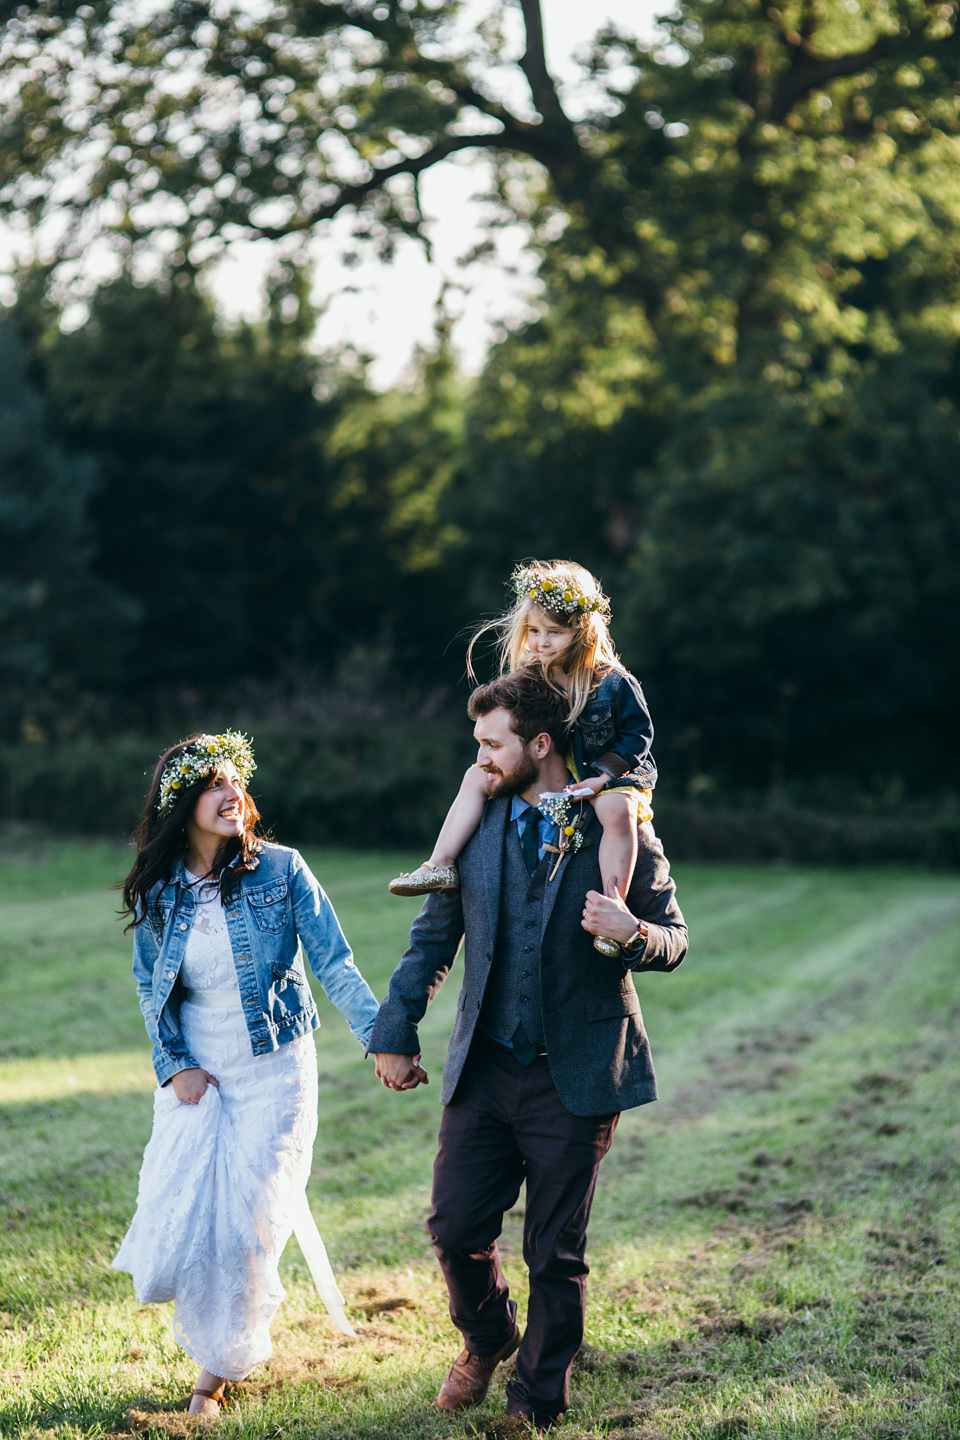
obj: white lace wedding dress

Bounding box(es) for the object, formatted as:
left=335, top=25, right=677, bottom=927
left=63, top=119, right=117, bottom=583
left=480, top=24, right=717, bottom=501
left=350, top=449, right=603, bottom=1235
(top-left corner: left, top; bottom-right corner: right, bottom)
left=114, top=876, right=325, bottom=1379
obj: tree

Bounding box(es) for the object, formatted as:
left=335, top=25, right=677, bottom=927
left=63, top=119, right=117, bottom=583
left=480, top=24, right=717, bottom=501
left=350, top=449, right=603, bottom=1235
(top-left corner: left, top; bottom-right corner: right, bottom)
left=15, top=268, right=470, bottom=706
left=1, top=1, right=957, bottom=287
left=0, top=312, right=130, bottom=738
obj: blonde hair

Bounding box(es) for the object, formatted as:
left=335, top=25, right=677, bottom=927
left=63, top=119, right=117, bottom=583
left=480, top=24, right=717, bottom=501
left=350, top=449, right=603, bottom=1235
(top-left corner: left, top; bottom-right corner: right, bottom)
left=466, top=559, right=627, bottom=729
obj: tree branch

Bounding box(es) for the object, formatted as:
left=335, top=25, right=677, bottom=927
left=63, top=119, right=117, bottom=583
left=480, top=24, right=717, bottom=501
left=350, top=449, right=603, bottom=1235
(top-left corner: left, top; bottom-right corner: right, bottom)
left=249, top=131, right=520, bottom=239
left=516, top=0, right=573, bottom=130
left=769, top=21, right=960, bottom=124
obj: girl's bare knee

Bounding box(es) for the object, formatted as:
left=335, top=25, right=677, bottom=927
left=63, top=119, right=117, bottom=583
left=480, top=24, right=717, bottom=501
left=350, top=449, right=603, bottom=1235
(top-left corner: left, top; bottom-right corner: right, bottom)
left=593, top=792, right=638, bottom=834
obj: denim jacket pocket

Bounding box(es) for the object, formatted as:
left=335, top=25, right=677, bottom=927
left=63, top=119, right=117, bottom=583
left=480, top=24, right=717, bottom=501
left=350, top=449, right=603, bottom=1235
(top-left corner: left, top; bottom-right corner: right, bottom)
left=580, top=714, right=615, bottom=754
left=271, top=957, right=307, bottom=985
left=246, top=878, right=289, bottom=933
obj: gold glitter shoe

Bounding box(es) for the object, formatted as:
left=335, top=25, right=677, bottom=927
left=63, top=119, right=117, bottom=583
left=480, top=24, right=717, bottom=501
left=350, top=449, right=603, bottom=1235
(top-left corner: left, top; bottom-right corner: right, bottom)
left=592, top=934, right=622, bottom=958
left=388, top=862, right=460, bottom=896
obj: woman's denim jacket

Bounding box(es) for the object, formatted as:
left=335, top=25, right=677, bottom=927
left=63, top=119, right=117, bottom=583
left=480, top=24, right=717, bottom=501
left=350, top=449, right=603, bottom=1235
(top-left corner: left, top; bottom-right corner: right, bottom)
left=132, top=842, right=379, bottom=1086
left=570, top=670, right=659, bottom=791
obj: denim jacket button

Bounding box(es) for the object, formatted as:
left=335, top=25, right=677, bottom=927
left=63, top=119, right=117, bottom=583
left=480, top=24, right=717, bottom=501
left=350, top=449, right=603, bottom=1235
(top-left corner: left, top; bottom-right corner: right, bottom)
left=166, top=970, right=175, bottom=979
left=179, top=922, right=188, bottom=932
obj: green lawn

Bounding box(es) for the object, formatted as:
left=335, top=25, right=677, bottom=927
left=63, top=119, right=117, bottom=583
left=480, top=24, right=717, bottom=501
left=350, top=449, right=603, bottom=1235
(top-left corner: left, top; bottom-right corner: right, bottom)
left=1, top=834, right=958, bottom=1439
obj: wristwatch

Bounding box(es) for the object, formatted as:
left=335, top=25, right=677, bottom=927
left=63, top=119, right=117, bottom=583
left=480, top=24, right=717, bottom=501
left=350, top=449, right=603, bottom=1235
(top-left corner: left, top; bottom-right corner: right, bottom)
left=622, top=921, right=649, bottom=959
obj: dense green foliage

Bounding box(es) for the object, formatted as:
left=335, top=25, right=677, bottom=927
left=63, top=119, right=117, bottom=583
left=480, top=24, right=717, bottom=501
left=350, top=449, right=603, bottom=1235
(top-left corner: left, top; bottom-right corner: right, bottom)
left=1, top=0, right=958, bottom=812
left=1, top=841, right=959, bottom=1437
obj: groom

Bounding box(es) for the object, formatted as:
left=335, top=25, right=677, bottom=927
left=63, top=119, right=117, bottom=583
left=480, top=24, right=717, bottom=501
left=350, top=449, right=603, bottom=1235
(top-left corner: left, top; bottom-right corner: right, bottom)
left=370, top=669, right=687, bottom=1427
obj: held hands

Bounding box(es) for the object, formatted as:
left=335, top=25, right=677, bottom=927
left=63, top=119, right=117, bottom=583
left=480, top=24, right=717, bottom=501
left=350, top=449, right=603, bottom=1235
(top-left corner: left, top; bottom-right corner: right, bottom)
left=375, top=1053, right=429, bottom=1091
left=581, top=878, right=638, bottom=945
left=170, top=1067, right=219, bottom=1104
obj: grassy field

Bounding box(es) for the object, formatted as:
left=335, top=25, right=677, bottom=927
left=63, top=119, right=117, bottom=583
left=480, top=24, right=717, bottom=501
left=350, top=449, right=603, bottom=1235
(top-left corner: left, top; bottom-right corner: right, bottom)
left=0, top=832, right=958, bottom=1439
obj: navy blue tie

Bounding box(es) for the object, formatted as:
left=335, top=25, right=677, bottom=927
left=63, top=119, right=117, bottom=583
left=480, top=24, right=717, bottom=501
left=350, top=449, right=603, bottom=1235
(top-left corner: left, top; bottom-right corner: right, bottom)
left=519, top=807, right=542, bottom=875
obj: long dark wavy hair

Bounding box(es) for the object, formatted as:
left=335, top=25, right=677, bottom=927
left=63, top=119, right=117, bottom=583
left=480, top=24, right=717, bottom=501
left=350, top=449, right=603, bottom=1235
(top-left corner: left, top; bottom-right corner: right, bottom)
left=120, top=736, right=265, bottom=930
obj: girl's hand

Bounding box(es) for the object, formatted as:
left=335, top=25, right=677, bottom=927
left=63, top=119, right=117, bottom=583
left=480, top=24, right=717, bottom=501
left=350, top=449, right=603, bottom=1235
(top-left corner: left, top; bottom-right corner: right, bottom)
left=170, top=1067, right=219, bottom=1104
left=566, top=774, right=606, bottom=797
left=582, top=879, right=638, bottom=943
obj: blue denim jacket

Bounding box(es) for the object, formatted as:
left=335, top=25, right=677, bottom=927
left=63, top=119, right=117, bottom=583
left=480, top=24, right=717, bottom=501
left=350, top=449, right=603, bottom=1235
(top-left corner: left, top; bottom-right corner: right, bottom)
left=132, top=842, right=379, bottom=1086
left=570, top=670, right=659, bottom=790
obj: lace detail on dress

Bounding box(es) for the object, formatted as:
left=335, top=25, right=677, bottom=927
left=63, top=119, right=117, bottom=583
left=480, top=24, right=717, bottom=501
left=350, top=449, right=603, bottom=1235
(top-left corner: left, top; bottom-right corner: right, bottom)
left=180, top=870, right=240, bottom=997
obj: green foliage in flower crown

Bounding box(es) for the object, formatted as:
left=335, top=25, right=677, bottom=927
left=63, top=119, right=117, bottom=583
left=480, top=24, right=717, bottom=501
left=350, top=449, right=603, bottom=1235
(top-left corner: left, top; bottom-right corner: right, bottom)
left=156, top=732, right=256, bottom=818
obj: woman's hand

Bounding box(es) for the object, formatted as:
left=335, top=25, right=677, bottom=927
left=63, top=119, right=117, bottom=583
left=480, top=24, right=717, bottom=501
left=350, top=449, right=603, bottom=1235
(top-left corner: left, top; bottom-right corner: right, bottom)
left=170, top=1067, right=219, bottom=1104
left=581, top=879, right=639, bottom=944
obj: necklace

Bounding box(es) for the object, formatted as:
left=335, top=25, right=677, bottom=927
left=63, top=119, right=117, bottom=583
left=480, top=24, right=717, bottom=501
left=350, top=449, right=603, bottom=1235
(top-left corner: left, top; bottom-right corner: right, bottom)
left=184, top=867, right=220, bottom=899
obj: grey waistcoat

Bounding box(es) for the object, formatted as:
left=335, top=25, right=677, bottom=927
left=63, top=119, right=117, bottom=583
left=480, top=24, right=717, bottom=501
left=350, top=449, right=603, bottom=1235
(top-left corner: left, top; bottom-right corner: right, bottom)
left=479, top=823, right=547, bottom=1046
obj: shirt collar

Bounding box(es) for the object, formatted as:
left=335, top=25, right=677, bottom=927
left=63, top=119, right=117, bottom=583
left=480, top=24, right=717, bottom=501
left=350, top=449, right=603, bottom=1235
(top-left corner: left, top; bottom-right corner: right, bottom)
left=510, top=794, right=559, bottom=836
left=510, top=794, right=535, bottom=822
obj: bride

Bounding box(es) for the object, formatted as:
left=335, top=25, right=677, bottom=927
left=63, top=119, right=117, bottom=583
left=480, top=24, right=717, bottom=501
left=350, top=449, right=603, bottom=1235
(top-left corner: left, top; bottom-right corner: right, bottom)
left=115, top=731, right=379, bottom=1416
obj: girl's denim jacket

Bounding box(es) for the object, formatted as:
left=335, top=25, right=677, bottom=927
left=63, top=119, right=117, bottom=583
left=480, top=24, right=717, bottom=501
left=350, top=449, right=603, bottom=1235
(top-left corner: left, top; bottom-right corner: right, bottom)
left=132, top=842, right=379, bottom=1086
left=570, top=670, right=659, bottom=791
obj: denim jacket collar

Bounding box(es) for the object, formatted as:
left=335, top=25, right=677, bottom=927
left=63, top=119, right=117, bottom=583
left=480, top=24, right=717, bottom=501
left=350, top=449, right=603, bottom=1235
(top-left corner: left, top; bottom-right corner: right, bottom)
left=169, top=844, right=261, bottom=889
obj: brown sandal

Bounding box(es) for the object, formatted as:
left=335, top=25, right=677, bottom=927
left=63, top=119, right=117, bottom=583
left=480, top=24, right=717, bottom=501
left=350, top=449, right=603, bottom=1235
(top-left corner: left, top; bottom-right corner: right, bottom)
left=189, top=1387, right=224, bottom=1414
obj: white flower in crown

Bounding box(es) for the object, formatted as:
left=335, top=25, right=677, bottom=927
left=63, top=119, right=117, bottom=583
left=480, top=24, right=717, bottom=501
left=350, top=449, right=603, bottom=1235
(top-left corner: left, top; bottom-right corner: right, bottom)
left=156, top=731, right=256, bottom=817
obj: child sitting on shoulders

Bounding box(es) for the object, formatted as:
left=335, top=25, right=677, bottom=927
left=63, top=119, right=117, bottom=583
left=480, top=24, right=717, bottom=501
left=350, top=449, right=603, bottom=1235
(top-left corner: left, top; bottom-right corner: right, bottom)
left=389, top=559, right=658, bottom=957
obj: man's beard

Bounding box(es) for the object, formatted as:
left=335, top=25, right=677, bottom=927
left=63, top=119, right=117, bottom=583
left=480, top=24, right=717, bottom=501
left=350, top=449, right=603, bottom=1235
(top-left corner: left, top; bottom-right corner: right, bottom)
left=482, top=746, right=539, bottom=799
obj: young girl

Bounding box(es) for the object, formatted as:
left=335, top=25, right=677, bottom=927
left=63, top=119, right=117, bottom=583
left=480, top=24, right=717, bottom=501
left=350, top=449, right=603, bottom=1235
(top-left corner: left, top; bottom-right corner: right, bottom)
left=114, top=731, right=379, bottom=1417
left=389, top=560, right=658, bottom=956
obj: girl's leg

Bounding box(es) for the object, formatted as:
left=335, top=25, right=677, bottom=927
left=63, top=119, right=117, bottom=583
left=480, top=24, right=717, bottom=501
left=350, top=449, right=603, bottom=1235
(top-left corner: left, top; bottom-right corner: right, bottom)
left=188, top=1367, right=226, bottom=1416
left=430, top=766, right=489, bottom=866
left=592, top=790, right=640, bottom=901
left=389, top=767, right=489, bottom=894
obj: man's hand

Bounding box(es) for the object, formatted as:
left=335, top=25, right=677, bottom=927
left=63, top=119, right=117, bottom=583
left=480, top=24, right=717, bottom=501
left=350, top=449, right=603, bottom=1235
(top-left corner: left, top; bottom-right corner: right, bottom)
left=375, top=1053, right=429, bottom=1091
left=581, top=878, right=639, bottom=944
left=170, top=1067, right=219, bottom=1104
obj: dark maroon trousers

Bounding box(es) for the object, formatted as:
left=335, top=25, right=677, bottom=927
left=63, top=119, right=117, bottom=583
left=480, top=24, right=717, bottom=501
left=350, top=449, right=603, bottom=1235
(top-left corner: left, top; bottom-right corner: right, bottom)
left=427, top=1037, right=619, bottom=1424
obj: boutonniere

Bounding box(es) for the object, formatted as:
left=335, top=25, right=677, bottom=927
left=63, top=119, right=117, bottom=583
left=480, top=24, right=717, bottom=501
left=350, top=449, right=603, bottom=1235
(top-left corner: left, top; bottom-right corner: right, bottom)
left=539, top=790, right=593, bottom=881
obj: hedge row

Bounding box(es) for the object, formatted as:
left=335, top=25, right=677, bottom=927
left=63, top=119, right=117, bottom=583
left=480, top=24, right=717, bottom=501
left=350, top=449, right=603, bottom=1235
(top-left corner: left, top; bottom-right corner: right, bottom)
left=2, top=727, right=958, bottom=868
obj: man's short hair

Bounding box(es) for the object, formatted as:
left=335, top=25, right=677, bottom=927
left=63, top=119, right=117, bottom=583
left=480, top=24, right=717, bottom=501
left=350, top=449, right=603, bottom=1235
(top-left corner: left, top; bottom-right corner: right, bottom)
left=467, top=669, right=569, bottom=749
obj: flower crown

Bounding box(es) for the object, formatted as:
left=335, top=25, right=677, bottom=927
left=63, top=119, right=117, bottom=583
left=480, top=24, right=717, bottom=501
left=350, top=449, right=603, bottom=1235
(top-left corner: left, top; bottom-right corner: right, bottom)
left=156, top=732, right=256, bottom=818
left=512, top=565, right=610, bottom=622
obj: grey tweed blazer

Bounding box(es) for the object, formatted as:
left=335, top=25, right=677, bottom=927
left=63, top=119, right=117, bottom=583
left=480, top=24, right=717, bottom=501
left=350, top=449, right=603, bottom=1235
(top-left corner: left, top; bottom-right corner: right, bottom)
left=369, top=798, right=688, bottom=1117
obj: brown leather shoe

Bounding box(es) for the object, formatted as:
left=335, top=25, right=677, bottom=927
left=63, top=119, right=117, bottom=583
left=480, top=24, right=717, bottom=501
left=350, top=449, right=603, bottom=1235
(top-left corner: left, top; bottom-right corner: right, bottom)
left=435, top=1326, right=521, bottom=1412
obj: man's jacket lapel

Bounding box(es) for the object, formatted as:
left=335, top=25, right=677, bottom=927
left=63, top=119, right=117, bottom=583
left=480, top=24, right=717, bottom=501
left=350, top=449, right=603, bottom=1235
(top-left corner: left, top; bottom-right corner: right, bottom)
left=476, top=797, right=509, bottom=954
left=540, top=806, right=600, bottom=935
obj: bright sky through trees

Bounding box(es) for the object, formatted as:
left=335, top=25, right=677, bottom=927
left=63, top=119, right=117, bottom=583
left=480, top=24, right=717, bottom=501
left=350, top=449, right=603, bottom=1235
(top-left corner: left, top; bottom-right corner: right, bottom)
left=268, top=0, right=661, bottom=385
left=0, top=0, right=661, bottom=387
